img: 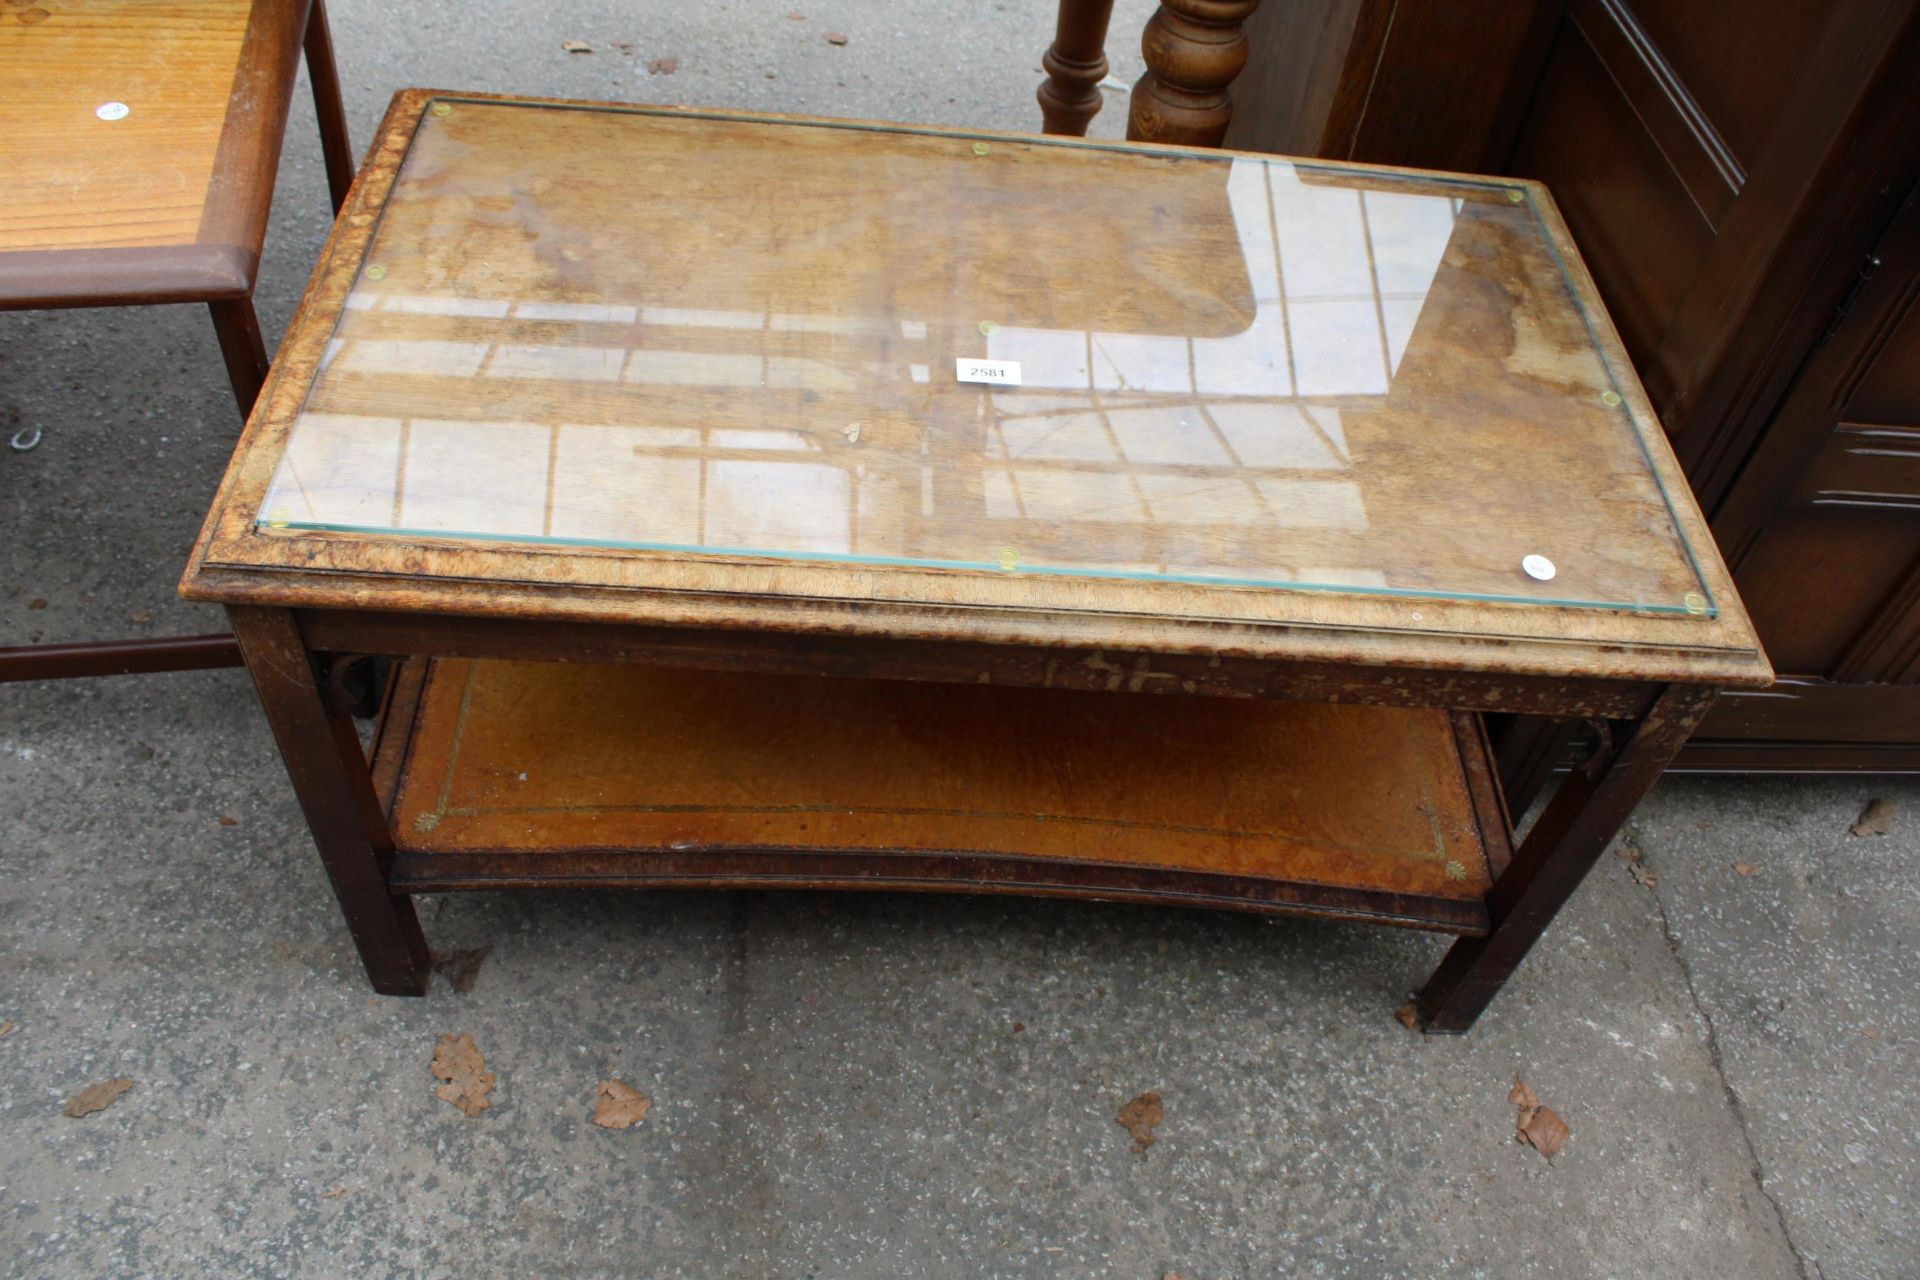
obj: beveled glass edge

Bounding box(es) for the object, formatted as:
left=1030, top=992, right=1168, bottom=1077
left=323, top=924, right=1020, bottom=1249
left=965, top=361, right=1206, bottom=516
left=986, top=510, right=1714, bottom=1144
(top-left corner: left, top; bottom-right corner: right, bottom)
left=261, top=518, right=1716, bottom=617
left=242, top=93, right=1717, bottom=620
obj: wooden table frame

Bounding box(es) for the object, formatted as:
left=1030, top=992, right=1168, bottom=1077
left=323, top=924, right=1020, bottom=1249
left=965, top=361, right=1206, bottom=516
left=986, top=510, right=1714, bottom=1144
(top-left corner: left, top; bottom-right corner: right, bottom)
left=217, top=599, right=1709, bottom=1033
left=0, top=0, right=351, bottom=684
left=180, top=91, right=1768, bottom=1033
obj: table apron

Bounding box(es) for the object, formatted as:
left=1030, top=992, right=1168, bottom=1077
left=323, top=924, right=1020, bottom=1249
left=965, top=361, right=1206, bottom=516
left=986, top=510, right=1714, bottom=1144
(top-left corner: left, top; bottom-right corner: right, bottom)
left=292, top=607, right=1663, bottom=718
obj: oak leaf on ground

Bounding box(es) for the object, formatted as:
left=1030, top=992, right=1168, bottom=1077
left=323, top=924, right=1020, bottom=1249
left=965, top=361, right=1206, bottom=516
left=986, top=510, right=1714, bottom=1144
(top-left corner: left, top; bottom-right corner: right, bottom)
left=63, top=1078, right=133, bottom=1118
left=430, top=1033, right=494, bottom=1117
left=592, top=1079, right=653, bottom=1130
left=1116, top=1091, right=1163, bottom=1151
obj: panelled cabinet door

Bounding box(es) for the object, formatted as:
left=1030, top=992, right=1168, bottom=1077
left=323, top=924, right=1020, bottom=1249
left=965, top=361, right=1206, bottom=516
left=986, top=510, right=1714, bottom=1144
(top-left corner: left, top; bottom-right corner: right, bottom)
left=1696, top=183, right=1920, bottom=766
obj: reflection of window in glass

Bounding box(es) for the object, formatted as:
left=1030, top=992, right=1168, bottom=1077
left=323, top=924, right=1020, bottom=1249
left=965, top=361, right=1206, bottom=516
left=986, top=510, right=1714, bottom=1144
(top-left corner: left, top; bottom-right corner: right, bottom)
left=707, top=461, right=851, bottom=552
left=985, top=160, right=1457, bottom=402
left=278, top=163, right=1468, bottom=582
left=400, top=420, right=549, bottom=535
left=265, top=414, right=404, bottom=526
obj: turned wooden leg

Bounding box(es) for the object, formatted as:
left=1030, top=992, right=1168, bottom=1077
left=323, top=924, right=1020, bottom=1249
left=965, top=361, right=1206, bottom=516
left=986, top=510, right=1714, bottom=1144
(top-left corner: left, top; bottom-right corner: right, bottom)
left=1127, top=0, right=1261, bottom=147
left=1416, top=684, right=1716, bottom=1032
left=303, top=0, right=355, bottom=213
left=1039, top=0, right=1118, bottom=136
left=208, top=297, right=270, bottom=422
left=228, top=606, right=431, bottom=995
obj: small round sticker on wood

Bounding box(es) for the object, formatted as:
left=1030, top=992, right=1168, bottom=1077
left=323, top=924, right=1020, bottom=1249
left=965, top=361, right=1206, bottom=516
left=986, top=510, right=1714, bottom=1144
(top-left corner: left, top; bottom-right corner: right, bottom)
left=96, top=102, right=130, bottom=121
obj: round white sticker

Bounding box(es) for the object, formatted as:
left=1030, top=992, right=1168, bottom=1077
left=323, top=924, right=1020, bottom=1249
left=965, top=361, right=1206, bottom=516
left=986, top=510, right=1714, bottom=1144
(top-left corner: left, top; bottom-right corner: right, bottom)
left=96, top=102, right=130, bottom=121
left=1521, top=554, right=1557, bottom=581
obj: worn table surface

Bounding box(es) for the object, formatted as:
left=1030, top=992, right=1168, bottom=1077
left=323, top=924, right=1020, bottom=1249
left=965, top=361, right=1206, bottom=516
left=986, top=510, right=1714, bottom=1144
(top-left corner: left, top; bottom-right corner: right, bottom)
left=0, top=0, right=310, bottom=306
left=1, top=2, right=1910, bottom=1275
left=180, top=89, right=1767, bottom=687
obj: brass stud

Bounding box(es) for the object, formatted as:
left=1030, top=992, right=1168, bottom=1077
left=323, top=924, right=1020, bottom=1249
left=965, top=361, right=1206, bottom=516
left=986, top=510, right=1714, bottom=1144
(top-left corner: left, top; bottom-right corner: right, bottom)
left=1444, top=860, right=1468, bottom=882
left=364, top=264, right=387, bottom=281
left=996, top=547, right=1019, bottom=572
left=430, top=102, right=452, bottom=117
left=1683, top=592, right=1708, bottom=615
left=971, top=142, right=990, bottom=156
left=978, top=320, right=999, bottom=336
left=1600, top=390, right=1622, bottom=407
left=1506, top=188, right=1525, bottom=203
left=266, top=507, right=290, bottom=529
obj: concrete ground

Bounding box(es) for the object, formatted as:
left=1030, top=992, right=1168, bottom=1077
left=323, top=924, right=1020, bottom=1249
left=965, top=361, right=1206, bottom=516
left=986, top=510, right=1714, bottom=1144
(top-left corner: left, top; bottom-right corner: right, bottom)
left=2, top=3, right=1915, bottom=1276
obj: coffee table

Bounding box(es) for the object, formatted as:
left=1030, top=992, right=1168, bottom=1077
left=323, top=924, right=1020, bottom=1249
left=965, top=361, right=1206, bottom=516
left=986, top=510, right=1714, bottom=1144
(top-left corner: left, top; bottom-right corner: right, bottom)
left=181, top=90, right=1770, bottom=1031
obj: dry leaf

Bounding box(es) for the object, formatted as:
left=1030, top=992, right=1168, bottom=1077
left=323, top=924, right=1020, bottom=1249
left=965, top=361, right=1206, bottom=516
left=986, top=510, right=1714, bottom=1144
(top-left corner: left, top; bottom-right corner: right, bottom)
left=824, top=31, right=848, bottom=44
left=1116, top=1091, right=1163, bottom=1151
left=0, top=1020, right=14, bottom=1039
left=1507, top=1077, right=1539, bottom=1110
left=432, top=946, right=492, bottom=994
left=218, top=816, right=238, bottom=827
left=1861, top=1025, right=1881, bottom=1040
left=130, top=610, right=151, bottom=625
left=1733, top=862, right=1758, bottom=875
left=647, top=56, right=678, bottom=74
left=319, top=1187, right=345, bottom=1199
left=1395, top=1003, right=1419, bottom=1031
left=1615, top=842, right=1642, bottom=862
left=1629, top=862, right=1658, bottom=887
left=27, top=598, right=46, bottom=610
left=430, top=1033, right=494, bottom=1117
left=1519, top=1105, right=1570, bottom=1159
left=787, top=9, right=807, bottom=17
left=562, top=39, right=592, bottom=53
left=63, top=1078, right=133, bottom=1118
left=1850, top=798, right=1895, bottom=837
left=592, top=1079, right=652, bottom=1130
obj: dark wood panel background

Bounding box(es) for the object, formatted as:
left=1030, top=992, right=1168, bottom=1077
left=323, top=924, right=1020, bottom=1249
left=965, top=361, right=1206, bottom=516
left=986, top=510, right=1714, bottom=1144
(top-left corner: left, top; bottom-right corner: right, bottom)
left=1222, top=0, right=1920, bottom=771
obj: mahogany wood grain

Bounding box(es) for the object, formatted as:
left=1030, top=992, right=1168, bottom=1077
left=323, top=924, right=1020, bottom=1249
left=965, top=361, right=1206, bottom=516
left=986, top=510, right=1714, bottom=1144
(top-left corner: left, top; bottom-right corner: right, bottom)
left=1038, top=0, right=1117, bottom=136
left=1418, top=682, right=1715, bottom=1031
left=228, top=606, right=431, bottom=994
left=0, top=634, right=241, bottom=682
left=1126, top=0, right=1262, bottom=147
left=301, top=0, right=352, bottom=212
left=0, top=0, right=354, bottom=686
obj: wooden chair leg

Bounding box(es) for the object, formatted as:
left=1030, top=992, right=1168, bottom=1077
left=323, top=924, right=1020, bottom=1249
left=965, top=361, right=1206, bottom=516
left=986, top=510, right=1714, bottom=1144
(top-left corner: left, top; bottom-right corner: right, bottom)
left=1416, top=684, right=1717, bottom=1032
left=303, top=0, right=354, bottom=213
left=1039, top=0, right=1118, bottom=136
left=1127, top=0, right=1261, bottom=147
left=228, top=605, right=432, bottom=996
left=208, top=297, right=270, bottom=421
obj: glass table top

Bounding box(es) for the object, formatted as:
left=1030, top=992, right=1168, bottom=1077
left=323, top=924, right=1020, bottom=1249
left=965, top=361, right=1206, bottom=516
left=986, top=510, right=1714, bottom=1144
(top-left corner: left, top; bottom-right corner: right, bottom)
left=256, top=98, right=1714, bottom=616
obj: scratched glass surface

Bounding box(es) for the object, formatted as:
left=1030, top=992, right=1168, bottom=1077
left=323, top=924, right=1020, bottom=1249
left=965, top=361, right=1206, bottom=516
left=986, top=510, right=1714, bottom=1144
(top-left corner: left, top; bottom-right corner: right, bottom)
left=258, top=99, right=1713, bottom=614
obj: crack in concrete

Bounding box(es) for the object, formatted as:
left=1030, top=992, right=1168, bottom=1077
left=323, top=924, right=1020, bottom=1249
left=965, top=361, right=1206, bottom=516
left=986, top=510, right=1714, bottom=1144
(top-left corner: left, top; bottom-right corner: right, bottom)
left=1638, top=843, right=1816, bottom=1280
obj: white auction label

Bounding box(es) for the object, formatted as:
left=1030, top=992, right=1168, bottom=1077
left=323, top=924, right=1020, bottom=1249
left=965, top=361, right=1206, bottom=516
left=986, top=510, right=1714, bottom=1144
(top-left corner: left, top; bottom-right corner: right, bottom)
left=956, top=358, right=1021, bottom=386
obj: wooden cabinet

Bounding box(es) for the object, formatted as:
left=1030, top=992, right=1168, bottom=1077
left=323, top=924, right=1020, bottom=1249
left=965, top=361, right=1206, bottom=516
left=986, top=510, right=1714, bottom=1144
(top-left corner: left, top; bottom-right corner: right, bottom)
left=1224, top=0, right=1920, bottom=770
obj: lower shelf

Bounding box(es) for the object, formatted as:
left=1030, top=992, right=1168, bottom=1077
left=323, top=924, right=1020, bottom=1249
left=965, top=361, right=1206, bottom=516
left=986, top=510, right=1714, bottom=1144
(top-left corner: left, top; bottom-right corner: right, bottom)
left=372, top=658, right=1511, bottom=934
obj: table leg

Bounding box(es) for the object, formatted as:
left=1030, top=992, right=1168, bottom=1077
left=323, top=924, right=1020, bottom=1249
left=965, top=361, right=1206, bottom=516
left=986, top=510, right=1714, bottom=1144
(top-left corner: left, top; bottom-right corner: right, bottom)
left=1415, top=683, right=1716, bottom=1033
left=208, top=297, right=270, bottom=422
left=1039, top=0, right=1117, bottom=136
left=228, top=605, right=430, bottom=995
left=1127, top=0, right=1261, bottom=147
left=303, top=0, right=355, bottom=213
